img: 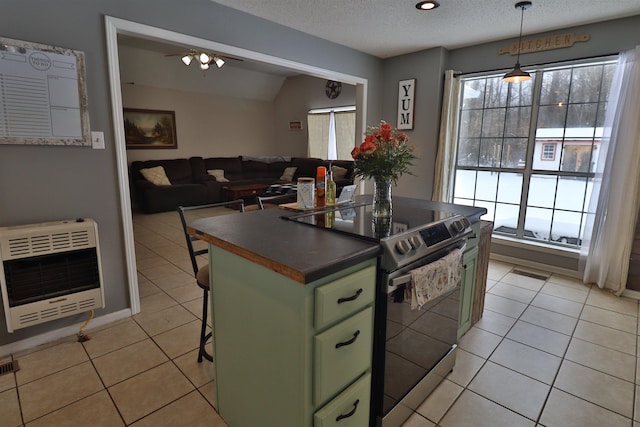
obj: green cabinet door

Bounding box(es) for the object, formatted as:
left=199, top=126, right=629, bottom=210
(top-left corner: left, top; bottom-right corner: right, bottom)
left=458, top=245, right=478, bottom=338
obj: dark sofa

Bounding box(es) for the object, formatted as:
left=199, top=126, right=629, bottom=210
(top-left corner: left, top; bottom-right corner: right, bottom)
left=130, top=156, right=354, bottom=213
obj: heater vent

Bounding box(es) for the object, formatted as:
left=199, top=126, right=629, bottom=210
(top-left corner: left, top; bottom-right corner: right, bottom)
left=6, top=229, right=91, bottom=258
left=0, top=219, right=104, bottom=332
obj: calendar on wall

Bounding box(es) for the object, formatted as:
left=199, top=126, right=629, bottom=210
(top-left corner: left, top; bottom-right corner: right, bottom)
left=0, top=36, right=90, bottom=146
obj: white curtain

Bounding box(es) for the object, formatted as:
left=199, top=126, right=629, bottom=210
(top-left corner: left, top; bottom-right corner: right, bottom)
left=580, top=47, right=640, bottom=295
left=433, top=70, right=461, bottom=202
left=328, top=111, right=337, bottom=160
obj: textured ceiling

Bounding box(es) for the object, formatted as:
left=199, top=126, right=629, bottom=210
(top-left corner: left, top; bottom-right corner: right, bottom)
left=212, top=0, right=640, bottom=58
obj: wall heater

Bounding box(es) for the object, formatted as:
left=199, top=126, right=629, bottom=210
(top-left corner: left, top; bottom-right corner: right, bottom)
left=0, top=219, right=104, bottom=332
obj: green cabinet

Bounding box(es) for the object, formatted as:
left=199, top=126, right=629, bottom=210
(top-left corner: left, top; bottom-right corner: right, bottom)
left=458, top=221, right=481, bottom=338
left=208, top=246, right=376, bottom=427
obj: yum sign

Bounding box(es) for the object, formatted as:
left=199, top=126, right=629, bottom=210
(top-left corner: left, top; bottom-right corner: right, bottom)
left=397, top=78, right=415, bottom=130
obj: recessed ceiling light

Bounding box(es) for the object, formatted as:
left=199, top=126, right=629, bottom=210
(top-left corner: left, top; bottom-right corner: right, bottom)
left=416, top=1, right=440, bottom=10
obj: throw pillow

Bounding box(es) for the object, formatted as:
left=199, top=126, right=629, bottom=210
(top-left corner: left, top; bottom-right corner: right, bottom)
left=140, top=166, right=171, bottom=186
left=332, top=165, right=348, bottom=180
left=207, top=169, right=230, bottom=182
left=280, top=167, right=297, bottom=182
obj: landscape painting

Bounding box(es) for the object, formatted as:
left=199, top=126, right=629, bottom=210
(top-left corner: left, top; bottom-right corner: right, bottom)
left=124, top=108, right=177, bottom=149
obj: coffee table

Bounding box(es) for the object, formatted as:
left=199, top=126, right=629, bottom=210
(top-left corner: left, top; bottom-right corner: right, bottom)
left=223, top=183, right=271, bottom=204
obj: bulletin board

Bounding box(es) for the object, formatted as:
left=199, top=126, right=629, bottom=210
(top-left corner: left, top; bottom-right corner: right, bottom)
left=0, top=36, right=90, bottom=146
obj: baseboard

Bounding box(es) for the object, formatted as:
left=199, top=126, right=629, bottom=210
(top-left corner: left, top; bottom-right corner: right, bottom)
left=0, top=309, right=132, bottom=358
left=490, top=253, right=581, bottom=279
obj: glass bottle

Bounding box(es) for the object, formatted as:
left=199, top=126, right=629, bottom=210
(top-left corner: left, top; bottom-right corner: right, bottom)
left=326, top=168, right=336, bottom=206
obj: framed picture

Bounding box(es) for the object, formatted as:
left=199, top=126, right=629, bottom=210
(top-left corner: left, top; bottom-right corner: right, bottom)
left=123, top=108, right=177, bottom=149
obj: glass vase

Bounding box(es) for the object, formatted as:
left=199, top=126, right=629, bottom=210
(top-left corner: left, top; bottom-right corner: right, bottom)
left=372, top=176, right=392, bottom=219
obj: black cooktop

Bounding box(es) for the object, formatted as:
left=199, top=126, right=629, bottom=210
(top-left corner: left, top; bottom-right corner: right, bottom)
left=285, top=201, right=457, bottom=242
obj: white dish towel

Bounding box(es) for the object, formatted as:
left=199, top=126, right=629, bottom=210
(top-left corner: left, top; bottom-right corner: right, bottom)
left=406, top=248, right=463, bottom=310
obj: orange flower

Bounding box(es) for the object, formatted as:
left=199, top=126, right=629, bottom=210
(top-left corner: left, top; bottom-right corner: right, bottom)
left=351, top=145, right=361, bottom=159
left=360, top=139, right=377, bottom=155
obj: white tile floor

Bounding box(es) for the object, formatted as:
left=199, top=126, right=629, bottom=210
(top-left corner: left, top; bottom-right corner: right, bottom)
left=1, top=208, right=639, bottom=426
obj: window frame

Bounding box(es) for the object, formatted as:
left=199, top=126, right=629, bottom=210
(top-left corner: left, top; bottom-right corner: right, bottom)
left=452, top=56, right=617, bottom=248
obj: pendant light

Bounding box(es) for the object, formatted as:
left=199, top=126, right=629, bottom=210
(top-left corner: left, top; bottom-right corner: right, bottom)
left=503, top=1, right=532, bottom=84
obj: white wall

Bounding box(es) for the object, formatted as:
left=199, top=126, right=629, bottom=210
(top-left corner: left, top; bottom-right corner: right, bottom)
left=122, top=84, right=278, bottom=162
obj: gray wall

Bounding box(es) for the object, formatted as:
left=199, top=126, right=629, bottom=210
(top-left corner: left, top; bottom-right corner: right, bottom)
left=0, top=0, right=382, bottom=347
left=1, top=0, right=638, bottom=346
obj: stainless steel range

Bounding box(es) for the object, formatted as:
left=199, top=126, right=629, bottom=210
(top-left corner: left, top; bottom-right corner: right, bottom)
left=286, top=198, right=473, bottom=427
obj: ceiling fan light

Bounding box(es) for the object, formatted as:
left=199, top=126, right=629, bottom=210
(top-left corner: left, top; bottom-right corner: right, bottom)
left=181, top=54, right=193, bottom=66
left=199, top=52, right=210, bottom=64
left=200, top=61, right=210, bottom=70
left=213, top=56, right=225, bottom=68
left=415, top=1, right=440, bottom=10
left=503, top=63, right=531, bottom=83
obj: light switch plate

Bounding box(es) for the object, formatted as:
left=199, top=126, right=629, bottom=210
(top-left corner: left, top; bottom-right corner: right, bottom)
left=91, top=131, right=105, bottom=149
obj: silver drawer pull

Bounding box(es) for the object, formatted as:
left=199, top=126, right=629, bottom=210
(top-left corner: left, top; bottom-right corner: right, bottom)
left=335, top=330, right=360, bottom=349
left=336, top=399, right=360, bottom=422
left=337, top=288, right=363, bottom=304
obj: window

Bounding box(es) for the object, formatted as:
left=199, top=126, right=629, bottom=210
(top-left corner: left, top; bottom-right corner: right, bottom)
left=541, top=143, right=556, bottom=161
left=453, top=60, right=616, bottom=247
left=307, top=107, right=356, bottom=160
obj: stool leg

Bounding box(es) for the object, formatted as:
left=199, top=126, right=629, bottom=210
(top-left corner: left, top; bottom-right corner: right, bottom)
left=198, top=288, right=213, bottom=363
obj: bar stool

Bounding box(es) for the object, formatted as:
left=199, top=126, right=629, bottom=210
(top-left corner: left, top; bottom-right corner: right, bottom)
left=177, top=199, right=245, bottom=362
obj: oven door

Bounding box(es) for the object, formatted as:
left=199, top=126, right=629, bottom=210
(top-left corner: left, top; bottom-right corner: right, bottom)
left=374, top=242, right=464, bottom=427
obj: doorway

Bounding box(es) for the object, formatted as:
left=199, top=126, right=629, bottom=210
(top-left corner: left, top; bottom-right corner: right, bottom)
left=104, top=16, right=368, bottom=314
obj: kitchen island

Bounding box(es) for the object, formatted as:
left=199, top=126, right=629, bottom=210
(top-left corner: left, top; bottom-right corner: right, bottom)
left=188, top=196, right=487, bottom=427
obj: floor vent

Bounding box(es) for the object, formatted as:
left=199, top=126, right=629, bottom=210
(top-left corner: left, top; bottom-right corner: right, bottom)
left=512, top=269, right=549, bottom=281
left=0, top=360, right=19, bottom=376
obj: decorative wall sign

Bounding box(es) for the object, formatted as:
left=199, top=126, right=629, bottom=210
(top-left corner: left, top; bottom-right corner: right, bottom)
left=123, top=108, right=177, bottom=149
left=325, top=80, right=342, bottom=99
left=397, top=79, right=415, bottom=130
left=288, top=120, right=302, bottom=131
left=499, top=33, right=590, bottom=55
left=0, top=36, right=90, bottom=146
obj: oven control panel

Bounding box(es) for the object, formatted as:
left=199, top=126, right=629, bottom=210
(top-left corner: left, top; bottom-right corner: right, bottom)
left=380, top=215, right=471, bottom=272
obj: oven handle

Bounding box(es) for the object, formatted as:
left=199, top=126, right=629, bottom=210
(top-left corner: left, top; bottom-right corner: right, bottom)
left=386, top=243, right=467, bottom=294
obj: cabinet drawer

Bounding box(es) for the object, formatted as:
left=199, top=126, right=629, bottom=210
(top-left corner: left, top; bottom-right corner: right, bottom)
left=315, top=265, right=375, bottom=330
left=314, top=307, right=373, bottom=406
left=465, top=221, right=481, bottom=251
left=314, top=372, right=371, bottom=427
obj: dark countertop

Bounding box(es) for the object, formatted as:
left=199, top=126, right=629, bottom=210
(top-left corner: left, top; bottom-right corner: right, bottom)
left=187, top=196, right=486, bottom=284
left=188, top=206, right=380, bottom=284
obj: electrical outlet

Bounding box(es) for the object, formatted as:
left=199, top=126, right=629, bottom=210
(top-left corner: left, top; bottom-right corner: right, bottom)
left=91, top=131, right=105, bottom=149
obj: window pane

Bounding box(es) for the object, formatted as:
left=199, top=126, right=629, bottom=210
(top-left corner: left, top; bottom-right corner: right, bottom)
left=556, top=177, right=587, bottom=211
left=537, top=105, right=567, bottom=129
left=475, top=171, right=497, bottom=201
left=460, top=109, right=483, bottom=137
left=551, top=210, right=582, bottom=244
left=529, top=175, right=556, bottom=208
left=508, top=78, right=533, bottom=107
left=497, top=173, right=522, bottom=204
left=479, top=138, right=502, bottom=167
left=484, top=77, right=508, bottom=108
left=566, top=103, right=597, bottom=128
left=501, top=138, right=527, bottom=168
left=540, top=69, right=571, bottom=105
left=462, top=79, right=485, bottom=109
left=454, top=170, right=476, bottom=199
left=494, top=203, right=520, bottom=233
left=481, top=108, right=506, bottom=137
left=569, top=65, right=603, bottom=103
left=457, top=138, right=479, bottom=167
left=525, top=207, right=552, bottom=241
left=505, top=107, right=531, bottom=137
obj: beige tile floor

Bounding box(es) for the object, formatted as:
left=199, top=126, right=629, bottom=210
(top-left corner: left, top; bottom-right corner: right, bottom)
left=1, top=208, right=639, bottom=426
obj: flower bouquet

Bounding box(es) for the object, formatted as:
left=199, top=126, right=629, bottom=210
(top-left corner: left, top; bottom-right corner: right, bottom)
left=351, top=121, right=416, bottom=218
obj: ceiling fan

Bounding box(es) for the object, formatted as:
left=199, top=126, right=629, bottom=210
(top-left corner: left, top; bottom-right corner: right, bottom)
left=165, top=50, right=243, bottom=70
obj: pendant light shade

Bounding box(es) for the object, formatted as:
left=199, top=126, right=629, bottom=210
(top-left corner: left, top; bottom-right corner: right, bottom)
left=503, top=1, right=532, bottom=84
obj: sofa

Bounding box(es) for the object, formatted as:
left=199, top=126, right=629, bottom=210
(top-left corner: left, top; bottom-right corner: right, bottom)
left=130, top=156, right=355, bottom=213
